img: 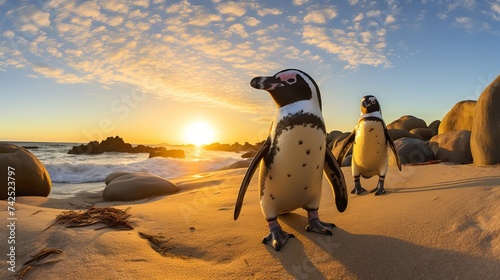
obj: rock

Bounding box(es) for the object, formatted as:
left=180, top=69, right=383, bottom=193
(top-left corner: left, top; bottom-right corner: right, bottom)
left=429, top=130, right=472, bottom=164
left=103, top=172, right=178, bottom=201
left=340, top=155, right=352, bottom=167
left=390, top=137, right=435, bottom=165
left=410, top=128, right=437, bottom=141
left=387, top=115, right=427, bottom=131
left=0, top=143, right=51, bottom=199
left=327, top=130, right=344, bottom=146
left=428, top=120, right=441, bottom=134
left=241, top=150, right=257, bottom=158
left=387, top=129, right=423, bottom=141
left=149, top=149, right=185, bottom=159
left=220, top=159, right=253, bottom=170
left=471, top=75, right=500, bottom=165
left=331, top=132, right=352, bottom=157
left=68, top=136, right=167, bottom=155
left=203, top=142, right=258, bottom=152
left=438, top=100, right=476, bottom=134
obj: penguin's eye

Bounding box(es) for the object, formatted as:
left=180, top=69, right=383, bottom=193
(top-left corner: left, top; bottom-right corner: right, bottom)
left=371, top=99, right=376, bottom=104
left=286, top=78, right=296, bottom=85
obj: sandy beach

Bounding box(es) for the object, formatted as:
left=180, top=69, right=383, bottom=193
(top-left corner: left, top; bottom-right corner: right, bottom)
left=2, top=163, right=500, bottom=279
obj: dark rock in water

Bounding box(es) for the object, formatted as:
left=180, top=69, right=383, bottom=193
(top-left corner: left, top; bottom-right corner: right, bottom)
left=203, top=141, right=258, bottom=152
left=429, top=130, right=472, bottom=164
left=387, top=115, right=427, bottom=131
left=220, top=159, right=253, bottom=170
left=439, top=100, right=476, bottom=134
left=0, top=143, right=51, bottom=199
left=410, top=128, right=436, bottom=141
left=68, top=136, right=167, bottom=155
left=387, top=129, right=423, bottom=141
left=471, top=74, right=500, bottom=165
left=149, top=149, right=185, bottom=159
left=241, top=150, right=257, bottom=158
left=390, top=137, right=435, bottom=165
left=428, top=120, right=441, bottom=134
left=103, top=171, right=178, bottom=201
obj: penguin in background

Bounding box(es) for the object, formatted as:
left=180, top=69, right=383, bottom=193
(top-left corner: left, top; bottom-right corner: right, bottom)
left=336, top=95, right=402, bottom=195
left=234, top=69, right=348, bottom=251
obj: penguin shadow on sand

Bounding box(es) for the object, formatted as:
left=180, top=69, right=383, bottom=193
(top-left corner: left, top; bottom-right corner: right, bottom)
left=273, top=213, right=498, bottom=279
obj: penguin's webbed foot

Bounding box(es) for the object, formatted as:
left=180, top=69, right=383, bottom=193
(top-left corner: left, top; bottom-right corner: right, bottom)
left=262, top=228, right=294, bottom=251
left=305, top=218, right=335, bottom=235
left=351, top=185, right=366, bottom=195
left=370, top=186, right=386, bottom=195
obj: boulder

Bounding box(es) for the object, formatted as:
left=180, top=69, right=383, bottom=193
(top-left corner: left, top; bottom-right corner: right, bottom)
left=428, top=120, right=441, bottom=134
left=429, top=130, right=472, bottom=164
left=0, top=143, right=51, bottom=199
left=103, top=172, right=178, bottom=201
left=220, top=159, right=252, bottom=170
left=471, top=75, right=500, bottom=165
left=410, top=128, right=436, bottom=141
left=149, top=149, right=185, bottom=159
left=438, top=100, right=476, bottom=134
left=390, top=137, right=435, bottom=165
left=327, top=130, right=345, bottom=146
left=387, top=129, right=423, bottom=141
left=387, top=115, right=427, bottom=131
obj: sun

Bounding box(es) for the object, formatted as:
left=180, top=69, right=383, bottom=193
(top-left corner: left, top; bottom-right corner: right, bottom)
left=184, top=121, right=215, bottom=146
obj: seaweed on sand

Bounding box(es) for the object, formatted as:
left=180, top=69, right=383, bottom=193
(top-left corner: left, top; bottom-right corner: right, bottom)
left=48, top=207, right=133, bottom=230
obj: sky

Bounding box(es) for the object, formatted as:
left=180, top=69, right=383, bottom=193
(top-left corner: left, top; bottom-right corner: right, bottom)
left=1, top=0, right=499, bottom=145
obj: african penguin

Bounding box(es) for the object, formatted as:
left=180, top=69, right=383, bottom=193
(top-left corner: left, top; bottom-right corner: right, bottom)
left=336, top=95, right=402, bottom=195
left=234, top=69, right=348, bottom=251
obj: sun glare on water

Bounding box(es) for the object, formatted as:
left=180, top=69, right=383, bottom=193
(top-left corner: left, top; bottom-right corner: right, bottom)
left=184, top=121, right=215, bottom=146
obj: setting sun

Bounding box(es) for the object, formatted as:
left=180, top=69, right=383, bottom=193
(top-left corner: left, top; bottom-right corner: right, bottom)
left=184, top=121, right=215, bottom=146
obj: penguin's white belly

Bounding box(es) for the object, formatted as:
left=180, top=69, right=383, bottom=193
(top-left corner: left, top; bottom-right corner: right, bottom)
left=259, top=126, right=325, bottom=218
left=352, top=120, right=388, bottom=178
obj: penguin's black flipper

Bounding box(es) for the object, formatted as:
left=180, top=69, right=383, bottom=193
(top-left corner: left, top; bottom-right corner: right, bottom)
left=384, top=129, right=402, bottom=171
left=335, top=130, right=355, bottom=166
left=234, top=137, right=271, bottom=220
left=324, top=147, right=348, bottom=212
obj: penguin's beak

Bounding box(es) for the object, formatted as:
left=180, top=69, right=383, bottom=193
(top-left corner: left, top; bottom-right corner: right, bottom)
left=250, top=76, right=284, bottom=91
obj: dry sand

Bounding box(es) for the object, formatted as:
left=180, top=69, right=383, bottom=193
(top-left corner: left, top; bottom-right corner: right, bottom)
left=1, top=163, right=500, bottom=279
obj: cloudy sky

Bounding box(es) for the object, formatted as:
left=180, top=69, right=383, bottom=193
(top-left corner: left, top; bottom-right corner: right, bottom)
left=1, top=0, right=499, bottom=144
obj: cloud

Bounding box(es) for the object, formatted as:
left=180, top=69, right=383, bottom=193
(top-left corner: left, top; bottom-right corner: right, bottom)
left=257, top=8, right=282, bottom=17
left=228, top=23, right=249, bottom=38
left=454, top=16, right=474, bottom=31
left=385, top=15, right=396, bottom=24
left=353, top=13, right=364, bottom=22
left=79, top=1, right=101, bottom=18
left=292, top=0, right=309, bottom=6
left=491, top=3, right=500, bottom=21
left=304, top=9, right=337, bottom=24
left=216, top=1, right=247, bottom=17
left=102, top=0, right=129, bottom=13
left=244, top=16, right=260, bottom=26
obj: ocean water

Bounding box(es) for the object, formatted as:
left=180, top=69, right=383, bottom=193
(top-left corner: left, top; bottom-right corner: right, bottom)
left=10, top=142, right=244, bottom=184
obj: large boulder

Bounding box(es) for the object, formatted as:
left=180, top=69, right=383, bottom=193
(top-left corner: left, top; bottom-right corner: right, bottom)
left=389, top=137, right=435, bottom=165
left=0, top=144, right=51, bottom=199
left=68, top=136, right=166, bottom=155
left=428, top=120, right=441, bottom=134
left=471, top=75, right=500, bottom=165
left=429, top=130, right=472, bottom=164
left=387, top=129, right=423, bottom=141
left=387, top=115, right=427, bottom=131
left=438, top=100, right=476, bottom=134
left=103, top=172, right=178, bottom=201
left=410, top=128, right=436, bottom=141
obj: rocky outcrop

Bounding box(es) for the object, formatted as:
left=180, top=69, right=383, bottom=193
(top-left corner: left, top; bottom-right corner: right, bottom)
left=471, top=75, right=500, bottom=165
left=439, top=100, right=476, bottom=134
left=203, top=142, right=258, bottom=152
left=387, top=129, right=423, bottom=141
left=0, top=143, right=51, bottom=199
left=68, top=136, right=167, bottom=155
left=410, top=128, right=437, bottom=141
left=390, top=137, right=435, bottom=165
left=387, top=115, right=427, bottom=131
left=103, top=172, right=178, bottom=201
left=428, top=120, right=441, bottom=134
left=429, top=130, right=472, bottom=164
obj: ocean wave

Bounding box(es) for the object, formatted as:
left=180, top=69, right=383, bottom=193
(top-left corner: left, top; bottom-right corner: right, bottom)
left=46, top=156, right=240, bottom=183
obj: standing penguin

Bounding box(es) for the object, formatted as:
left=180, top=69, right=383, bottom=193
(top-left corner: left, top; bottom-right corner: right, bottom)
left=234, top=69, right=348, bottom=251
left=336, top=95, right=402, bottom=195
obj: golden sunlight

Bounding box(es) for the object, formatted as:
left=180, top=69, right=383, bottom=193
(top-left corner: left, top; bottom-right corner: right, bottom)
left=184, top=121, right=215, bottom=146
